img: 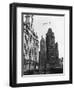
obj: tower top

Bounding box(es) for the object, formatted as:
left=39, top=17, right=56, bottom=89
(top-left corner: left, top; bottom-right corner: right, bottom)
left=48, top=28, right=52, bottom=32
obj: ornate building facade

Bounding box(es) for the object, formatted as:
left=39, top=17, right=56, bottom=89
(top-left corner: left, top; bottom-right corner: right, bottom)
left=22, top=14, right=39, bottom=75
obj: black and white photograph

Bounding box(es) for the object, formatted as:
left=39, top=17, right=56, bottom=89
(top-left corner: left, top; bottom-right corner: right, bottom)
left=10, top=3, right=72, bottom=87
left=22, top=13, right=64, bottom=76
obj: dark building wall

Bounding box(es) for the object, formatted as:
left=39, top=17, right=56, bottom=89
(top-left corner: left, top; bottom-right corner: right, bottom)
left=39, top=36, right=47, bottom=72
left=46, top=28, right=60, bottom=69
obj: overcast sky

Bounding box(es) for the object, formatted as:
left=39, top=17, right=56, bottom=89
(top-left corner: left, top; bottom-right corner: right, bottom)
left=23, top=14, right=64, bottom=58
left=32, top=15, right=64, bottom=58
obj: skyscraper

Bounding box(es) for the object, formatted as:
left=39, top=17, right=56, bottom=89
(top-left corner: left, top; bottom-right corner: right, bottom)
left=46, top=28, right=60, bottom=69
left=39, top=36, right=47, bottom=73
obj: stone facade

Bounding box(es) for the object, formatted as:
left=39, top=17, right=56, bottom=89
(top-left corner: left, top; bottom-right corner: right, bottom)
left=22, top=14, right=39, bottom=74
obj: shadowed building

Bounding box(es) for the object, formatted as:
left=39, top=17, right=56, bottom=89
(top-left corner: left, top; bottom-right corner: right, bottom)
left=39, top=28, right=63, bottom=74
left=46, top=28, right=62, bottom=72
left=39, top=36, right=47, bottom=73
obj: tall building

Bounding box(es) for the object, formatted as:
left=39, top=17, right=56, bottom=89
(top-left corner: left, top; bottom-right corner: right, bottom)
left=22, top=14, right=39, bottom=75
left=39, top=36, right=47, bottom=73
left=46, top=28, right=60, bottom=69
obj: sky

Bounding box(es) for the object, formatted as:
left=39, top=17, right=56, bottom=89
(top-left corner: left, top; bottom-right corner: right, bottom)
left=32, top=15, right=64, bottom=58
left=23, top=14, right=65, bottom=58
